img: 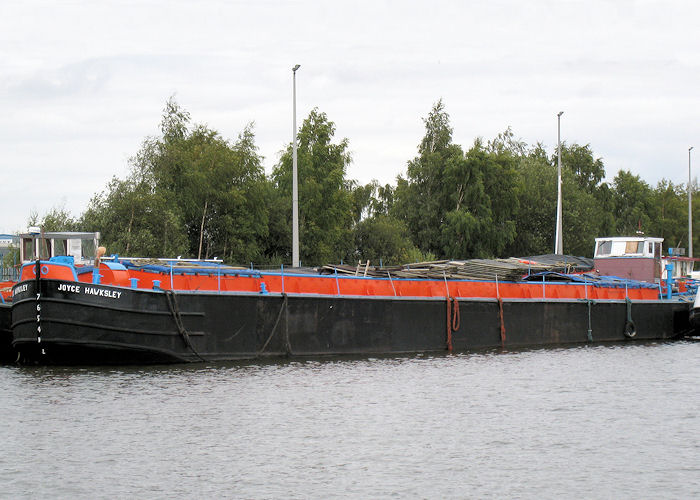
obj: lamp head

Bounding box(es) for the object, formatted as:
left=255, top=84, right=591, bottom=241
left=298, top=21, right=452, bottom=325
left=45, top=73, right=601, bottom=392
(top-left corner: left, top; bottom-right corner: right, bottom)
left=292, top=64, right=301, bottom=72
left=557, top=111, right=564, bottom=117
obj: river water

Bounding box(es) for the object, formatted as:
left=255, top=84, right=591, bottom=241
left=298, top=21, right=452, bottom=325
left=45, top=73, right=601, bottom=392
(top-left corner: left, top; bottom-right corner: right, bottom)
left=2, top=341, right=699, bottom=499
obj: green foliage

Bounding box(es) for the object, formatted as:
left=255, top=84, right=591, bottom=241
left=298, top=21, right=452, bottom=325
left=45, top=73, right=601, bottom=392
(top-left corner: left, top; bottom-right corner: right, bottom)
left=349, top=180, right=378, bottom=225
left=648, top=180, right=687, bottom=249
left=81, top=98, right=269, bottom=263
left=504, top=153, right=556, bottom=256
left=354, top=214, right=422, bottom=265
left=394, top=103, right=519, bottom=259
left=557, top=143, right=605, bottom=194
left=28, top=205, right=79, bottom=232
left=21, top=95, right=694, bottom=267
left=506, top=143, right=613, bottom=258
left=487, top=127, right=528, bottom=157
left=271, top=109, right=354, bottom=266
left=393, top=100, right=462, bottom=255
left=560, top=170, right=607, bottom=257
left=81, top=175, right=187, bottom=257
left=611, top=170, right=653, bottom=235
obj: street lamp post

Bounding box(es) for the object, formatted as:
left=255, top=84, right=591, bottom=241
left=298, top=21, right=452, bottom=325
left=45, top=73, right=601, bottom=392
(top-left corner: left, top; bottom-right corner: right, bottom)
left=292, top=64, right=301, bottom=267
left=690, top=146, right=694, bottom=260
left=555, top=111, right=564, bottom=255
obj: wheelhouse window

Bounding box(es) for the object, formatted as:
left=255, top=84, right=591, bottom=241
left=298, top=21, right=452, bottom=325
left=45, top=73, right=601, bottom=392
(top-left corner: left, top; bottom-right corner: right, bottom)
left=81, top=239, right=96, bottom=263
left=54, top=239, right=68, bottom=257
left=596, top=240, right=612, bottom=256
left=22, top=238, right=34, bottom=260
left=39, top=239, right=51, bottom=259
left=624, top=241, right=644, bottom=254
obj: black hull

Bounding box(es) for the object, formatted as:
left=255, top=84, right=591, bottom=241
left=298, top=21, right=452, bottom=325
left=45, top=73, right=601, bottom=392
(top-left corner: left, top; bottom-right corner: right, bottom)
left=11, top=279, right=693, bottom=365
left=690, top=306, right=700, bottom=330
left=0, top=303, right=14, bottom=363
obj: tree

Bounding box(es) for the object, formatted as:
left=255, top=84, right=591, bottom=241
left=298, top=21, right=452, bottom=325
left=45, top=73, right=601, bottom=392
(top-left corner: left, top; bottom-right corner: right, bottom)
left=354, top=214, right=420, bottom=265
left=505, top=151, right=555, bottom=256
left=557, top=143, right=605, bottom=194
left=505, top=141, right=611, bottom=258
left=487, top=126, right=527, bottom=157
left=393, top=100, right=466, bottom=256
left=394, top=102, right=519, bottom=259
left=58, top=95, right=700, bottom=265
left=81, top=175, right=187, bottom=257
left=648, top=179, right=687, bottom=249
left=81, top=98, right=270, bottom=263
left=349, top=181, right=396, bottom=224
left=270, top=109, right=354, bottom=265
left=28, top=205, right=79, bottom=232
left=611, top=170, right=653, bottom=235
left=438, top=140, right=519, bottom=258
left=349, top=180, right=378, bottom=225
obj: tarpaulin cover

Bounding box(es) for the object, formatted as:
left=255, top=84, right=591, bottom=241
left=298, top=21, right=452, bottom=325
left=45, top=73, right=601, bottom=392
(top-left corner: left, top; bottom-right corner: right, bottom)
left=119, top=259, right=262, bottom=278
left=523, top=271, right=659, bottom=289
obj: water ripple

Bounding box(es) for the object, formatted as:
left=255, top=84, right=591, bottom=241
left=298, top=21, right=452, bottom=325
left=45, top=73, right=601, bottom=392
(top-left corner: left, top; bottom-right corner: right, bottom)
left=2, top=342, right=699, bottom=499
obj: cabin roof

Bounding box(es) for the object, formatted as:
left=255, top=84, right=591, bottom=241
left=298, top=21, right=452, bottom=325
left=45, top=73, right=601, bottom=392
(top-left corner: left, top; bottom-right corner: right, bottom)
left=19, top=231, right=100, bottom=240
left=594, top=236, right=663, bottom=243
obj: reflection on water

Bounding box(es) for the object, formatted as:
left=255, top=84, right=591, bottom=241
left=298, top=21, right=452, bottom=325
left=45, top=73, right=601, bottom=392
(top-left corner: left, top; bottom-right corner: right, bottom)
left=2, top=341, right=700, bottom=499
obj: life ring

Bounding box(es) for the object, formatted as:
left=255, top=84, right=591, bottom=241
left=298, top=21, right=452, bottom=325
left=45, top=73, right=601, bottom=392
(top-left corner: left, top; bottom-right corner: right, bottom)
left=623, top=320, right=637, bottom=338
left=33, top=265, right=49, bottom=276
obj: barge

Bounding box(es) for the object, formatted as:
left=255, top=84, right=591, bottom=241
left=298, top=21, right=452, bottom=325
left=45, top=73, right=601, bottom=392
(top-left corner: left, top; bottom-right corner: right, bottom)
left=8, top=231, right=695, bottom=364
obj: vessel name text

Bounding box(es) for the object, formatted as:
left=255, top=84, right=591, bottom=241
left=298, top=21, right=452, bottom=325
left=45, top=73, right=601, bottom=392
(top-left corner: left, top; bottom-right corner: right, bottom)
left=84, top=286, right=122, bottom=299
left=13, top=283, right=28, bottom=297
left=57, top=283, right=122, bottom=299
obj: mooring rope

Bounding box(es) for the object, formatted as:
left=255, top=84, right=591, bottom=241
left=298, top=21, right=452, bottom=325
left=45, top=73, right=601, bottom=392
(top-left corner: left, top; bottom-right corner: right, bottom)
left=259, top=293, right=288, bottom=355
left=165, top=289, right=205, bottom=361
left=451, top=297, right=460, bottom=332
left=284, top=295, right=292, bottom=356
left=624, top=297, right=637, bottom=338
left=498, top=298, right=506, bottom=347
left=445, top=297, right=460, bottom=351
left=446, top=297, right=453, bottom=351
left=587, top=299, right=594, bottom=342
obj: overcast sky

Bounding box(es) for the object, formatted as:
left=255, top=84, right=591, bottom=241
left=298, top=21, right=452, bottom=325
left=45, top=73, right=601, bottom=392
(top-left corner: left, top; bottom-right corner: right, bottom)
left=1, top=0, right=698, bottom=234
